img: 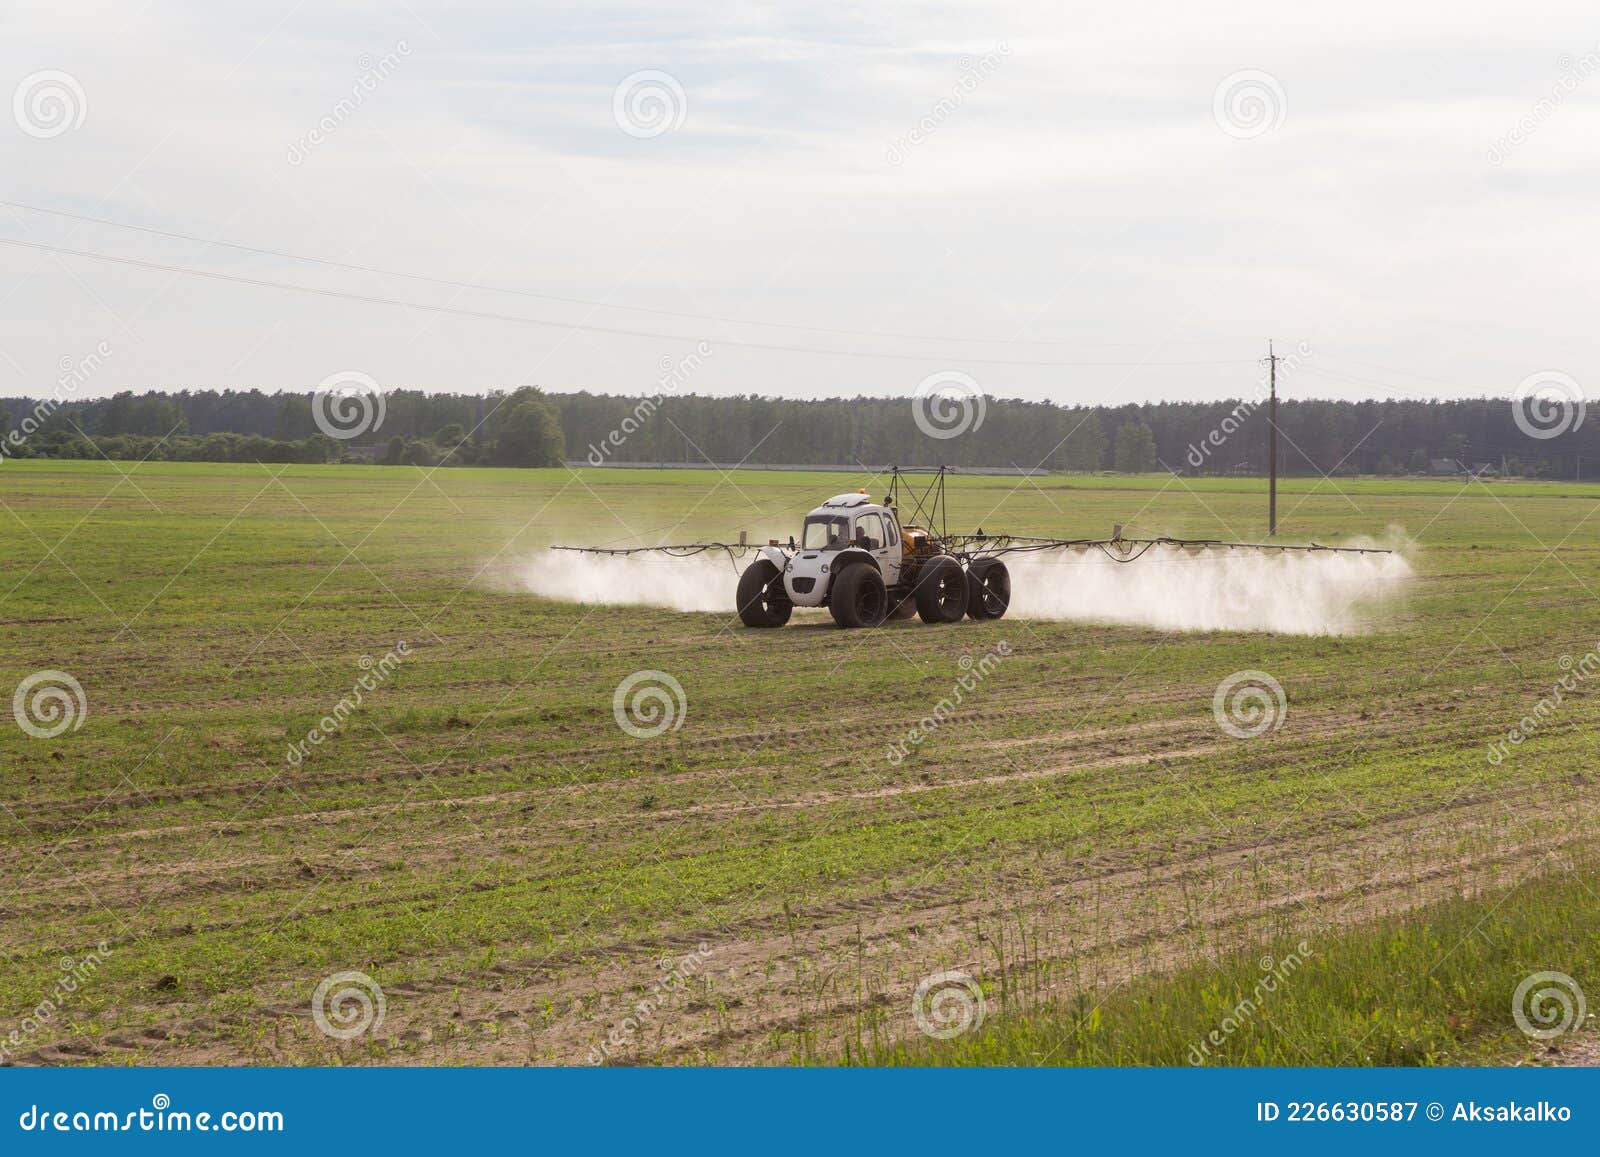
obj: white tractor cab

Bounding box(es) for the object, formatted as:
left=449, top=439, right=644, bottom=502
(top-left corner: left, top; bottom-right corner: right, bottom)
left=736, top=485, right=1011, bottom=629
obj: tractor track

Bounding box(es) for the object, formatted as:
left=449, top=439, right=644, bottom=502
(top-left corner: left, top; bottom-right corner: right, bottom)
left=18, top=783, right=1592, bottom=1066
left=0, top=702, right=1534, bottom=917
left=2, top=716, right=1218, bottom=846
left=644, top=828, right=1578, bottom=1065
left=2, top=740, right=1243, bottom=926
left=0, top=705, right=1555, bottom=934
left=5, top=775, right=1534, bottom=959
left=0, top=687, right=1524, bottom=836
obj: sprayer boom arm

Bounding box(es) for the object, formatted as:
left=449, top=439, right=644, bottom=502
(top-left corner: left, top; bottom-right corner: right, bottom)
left=550, top=534, right=1391, bottom=566
left=945, top=534, right=1391, bottom=563
left=549, top=542, right=755, bottom=567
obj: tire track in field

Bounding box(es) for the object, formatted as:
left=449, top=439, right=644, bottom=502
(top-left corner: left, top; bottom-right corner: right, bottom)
left=0, top=697, right=1527, bottom=920
left=1, top=734, right=1235, bottom=926
left=1, top=682, right=1517, bottom=834
left=0, top=699, right=1557, bottom=941
left=28, top=785, right=1593, bottom=1066
left=7, top=775, right=1510, bottom=960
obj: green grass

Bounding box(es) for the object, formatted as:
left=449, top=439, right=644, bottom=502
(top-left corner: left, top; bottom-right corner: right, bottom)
left=0, top=459, right=1598, bottom=1063
left=862, top=858, right=1600, bottom=1066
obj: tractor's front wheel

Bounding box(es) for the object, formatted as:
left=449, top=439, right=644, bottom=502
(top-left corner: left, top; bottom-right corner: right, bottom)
left=736, top=560, right=792, bottom=628
left=914, top=556, right=969, bottom=623
left=829, top=563, right=888, bottom=628
left=965, top=558, right=1011, bottom=620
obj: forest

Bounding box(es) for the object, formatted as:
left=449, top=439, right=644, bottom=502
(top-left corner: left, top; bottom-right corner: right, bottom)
left=0, top=386, right=1589, bottom=477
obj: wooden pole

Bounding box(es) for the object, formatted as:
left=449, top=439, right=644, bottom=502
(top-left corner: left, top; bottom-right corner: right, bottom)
left=1268, top=341, right=1278, bottom=537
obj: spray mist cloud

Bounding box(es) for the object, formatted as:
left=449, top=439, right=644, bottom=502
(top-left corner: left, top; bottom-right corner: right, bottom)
left=512, top=543, right=1411, bottom=637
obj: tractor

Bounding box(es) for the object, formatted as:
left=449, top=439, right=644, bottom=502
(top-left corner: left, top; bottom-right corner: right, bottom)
left=734, top=487, right=1008, bottom=629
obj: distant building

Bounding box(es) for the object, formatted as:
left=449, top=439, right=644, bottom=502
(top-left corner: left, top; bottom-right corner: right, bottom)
left=342, top=444, right=384, bottom=464
left=1428, top=458, right=1464, bottom=475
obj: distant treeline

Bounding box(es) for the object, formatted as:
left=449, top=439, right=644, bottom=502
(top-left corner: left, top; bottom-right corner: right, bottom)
left=0, top=387, right=565, bottom=468
left=0, top=387, right=1589, bottom=477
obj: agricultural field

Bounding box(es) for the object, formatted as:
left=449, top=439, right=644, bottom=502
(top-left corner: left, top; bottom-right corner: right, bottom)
left=1, top=458, right=1597, bottom=1066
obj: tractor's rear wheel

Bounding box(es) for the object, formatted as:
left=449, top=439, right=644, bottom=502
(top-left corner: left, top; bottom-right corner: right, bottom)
left=965, top=558, right=1011, bottom=620
left=914, top=555, right=969, bottom=623
left=829, top=563, right=887, bottom=628
left=736, top=559, right=792, bottom=628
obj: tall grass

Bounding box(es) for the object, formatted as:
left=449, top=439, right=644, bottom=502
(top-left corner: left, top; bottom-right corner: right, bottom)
left=863, top=860, right=1600, bottom=1065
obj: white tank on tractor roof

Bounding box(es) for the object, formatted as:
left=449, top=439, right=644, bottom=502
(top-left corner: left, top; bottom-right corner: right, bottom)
left=815, top=491, right=876, bottom=511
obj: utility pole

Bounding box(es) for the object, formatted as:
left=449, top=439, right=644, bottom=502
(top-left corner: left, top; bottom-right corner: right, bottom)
left=1266, top=341, right=1279, bottom=536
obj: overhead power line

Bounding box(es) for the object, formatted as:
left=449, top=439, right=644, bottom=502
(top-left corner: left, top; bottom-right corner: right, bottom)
left=0, top=200, right=1238, bottom=351
left=0, top=234, right=1260, bottom=369
left=1296, top=366, right=1442, bottom=397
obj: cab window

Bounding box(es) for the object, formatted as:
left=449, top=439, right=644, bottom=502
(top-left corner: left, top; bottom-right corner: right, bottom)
left=854, top=513, right=886, bottom=550
left=802, top=515, right=849, bottom=550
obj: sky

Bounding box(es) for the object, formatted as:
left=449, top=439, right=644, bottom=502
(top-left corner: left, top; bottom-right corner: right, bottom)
left=1, top=0, right=1597, bottom=407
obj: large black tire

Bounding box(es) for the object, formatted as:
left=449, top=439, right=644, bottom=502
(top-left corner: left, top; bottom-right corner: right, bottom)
left=736, top=559, right=792, bottom=628
left=829, top=563, right=888, bottom=628
left=914, top=555, right=969, bottom=623
left=965, top=558, right=1011, bottom=620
